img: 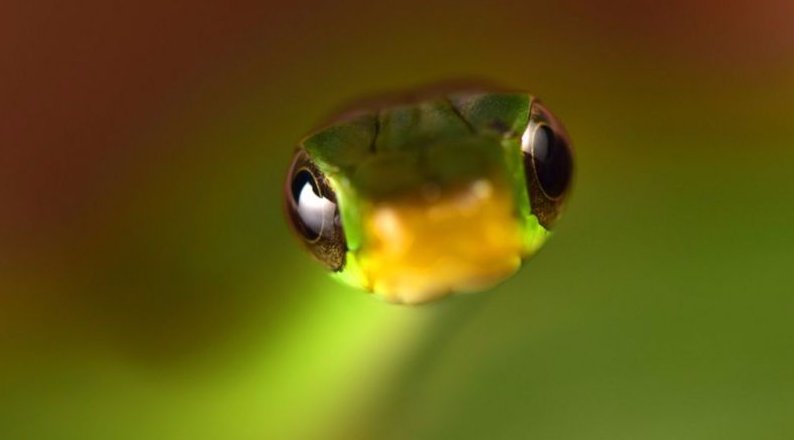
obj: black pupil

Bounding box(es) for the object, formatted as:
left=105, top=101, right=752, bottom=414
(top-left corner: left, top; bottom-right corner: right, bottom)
left=290, top=169, right=334, bottom=241
left=532, top=125, right=572, bottom=198
left=291, top=169, right=317, bottom=203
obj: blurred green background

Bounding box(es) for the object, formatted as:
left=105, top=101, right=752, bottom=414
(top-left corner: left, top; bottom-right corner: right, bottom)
left=2, top=0, right=793, bottom=438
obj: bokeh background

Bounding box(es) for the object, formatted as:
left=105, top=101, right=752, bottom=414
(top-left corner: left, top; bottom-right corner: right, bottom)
left=2, top=0, right=793, bottom=438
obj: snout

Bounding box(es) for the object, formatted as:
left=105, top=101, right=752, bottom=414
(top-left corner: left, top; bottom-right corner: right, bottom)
left=355, top=178, right=524, bottom=304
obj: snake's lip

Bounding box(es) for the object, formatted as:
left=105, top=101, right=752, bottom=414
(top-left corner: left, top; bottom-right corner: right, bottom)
left=353, top=178, right=524, bottom=304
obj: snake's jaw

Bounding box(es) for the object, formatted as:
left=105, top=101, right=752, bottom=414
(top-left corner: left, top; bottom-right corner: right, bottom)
left=352, top=177, right=524, bottom=304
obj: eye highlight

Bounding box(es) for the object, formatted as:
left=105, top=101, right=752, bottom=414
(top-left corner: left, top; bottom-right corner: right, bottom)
left=285, top=150, right=347, bottom=270
left=290, top=169, right=333, bottom=242
left=521, top=101, right=574, bottom=228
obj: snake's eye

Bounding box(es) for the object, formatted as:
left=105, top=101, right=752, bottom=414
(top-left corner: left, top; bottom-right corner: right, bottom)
left=285, top=150, right=347, bottom=270
left=521, top=101, right=574, bottom=228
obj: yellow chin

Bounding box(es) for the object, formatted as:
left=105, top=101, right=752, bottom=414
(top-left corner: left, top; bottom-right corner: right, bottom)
left=356, top=179, right=523, bottom=304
